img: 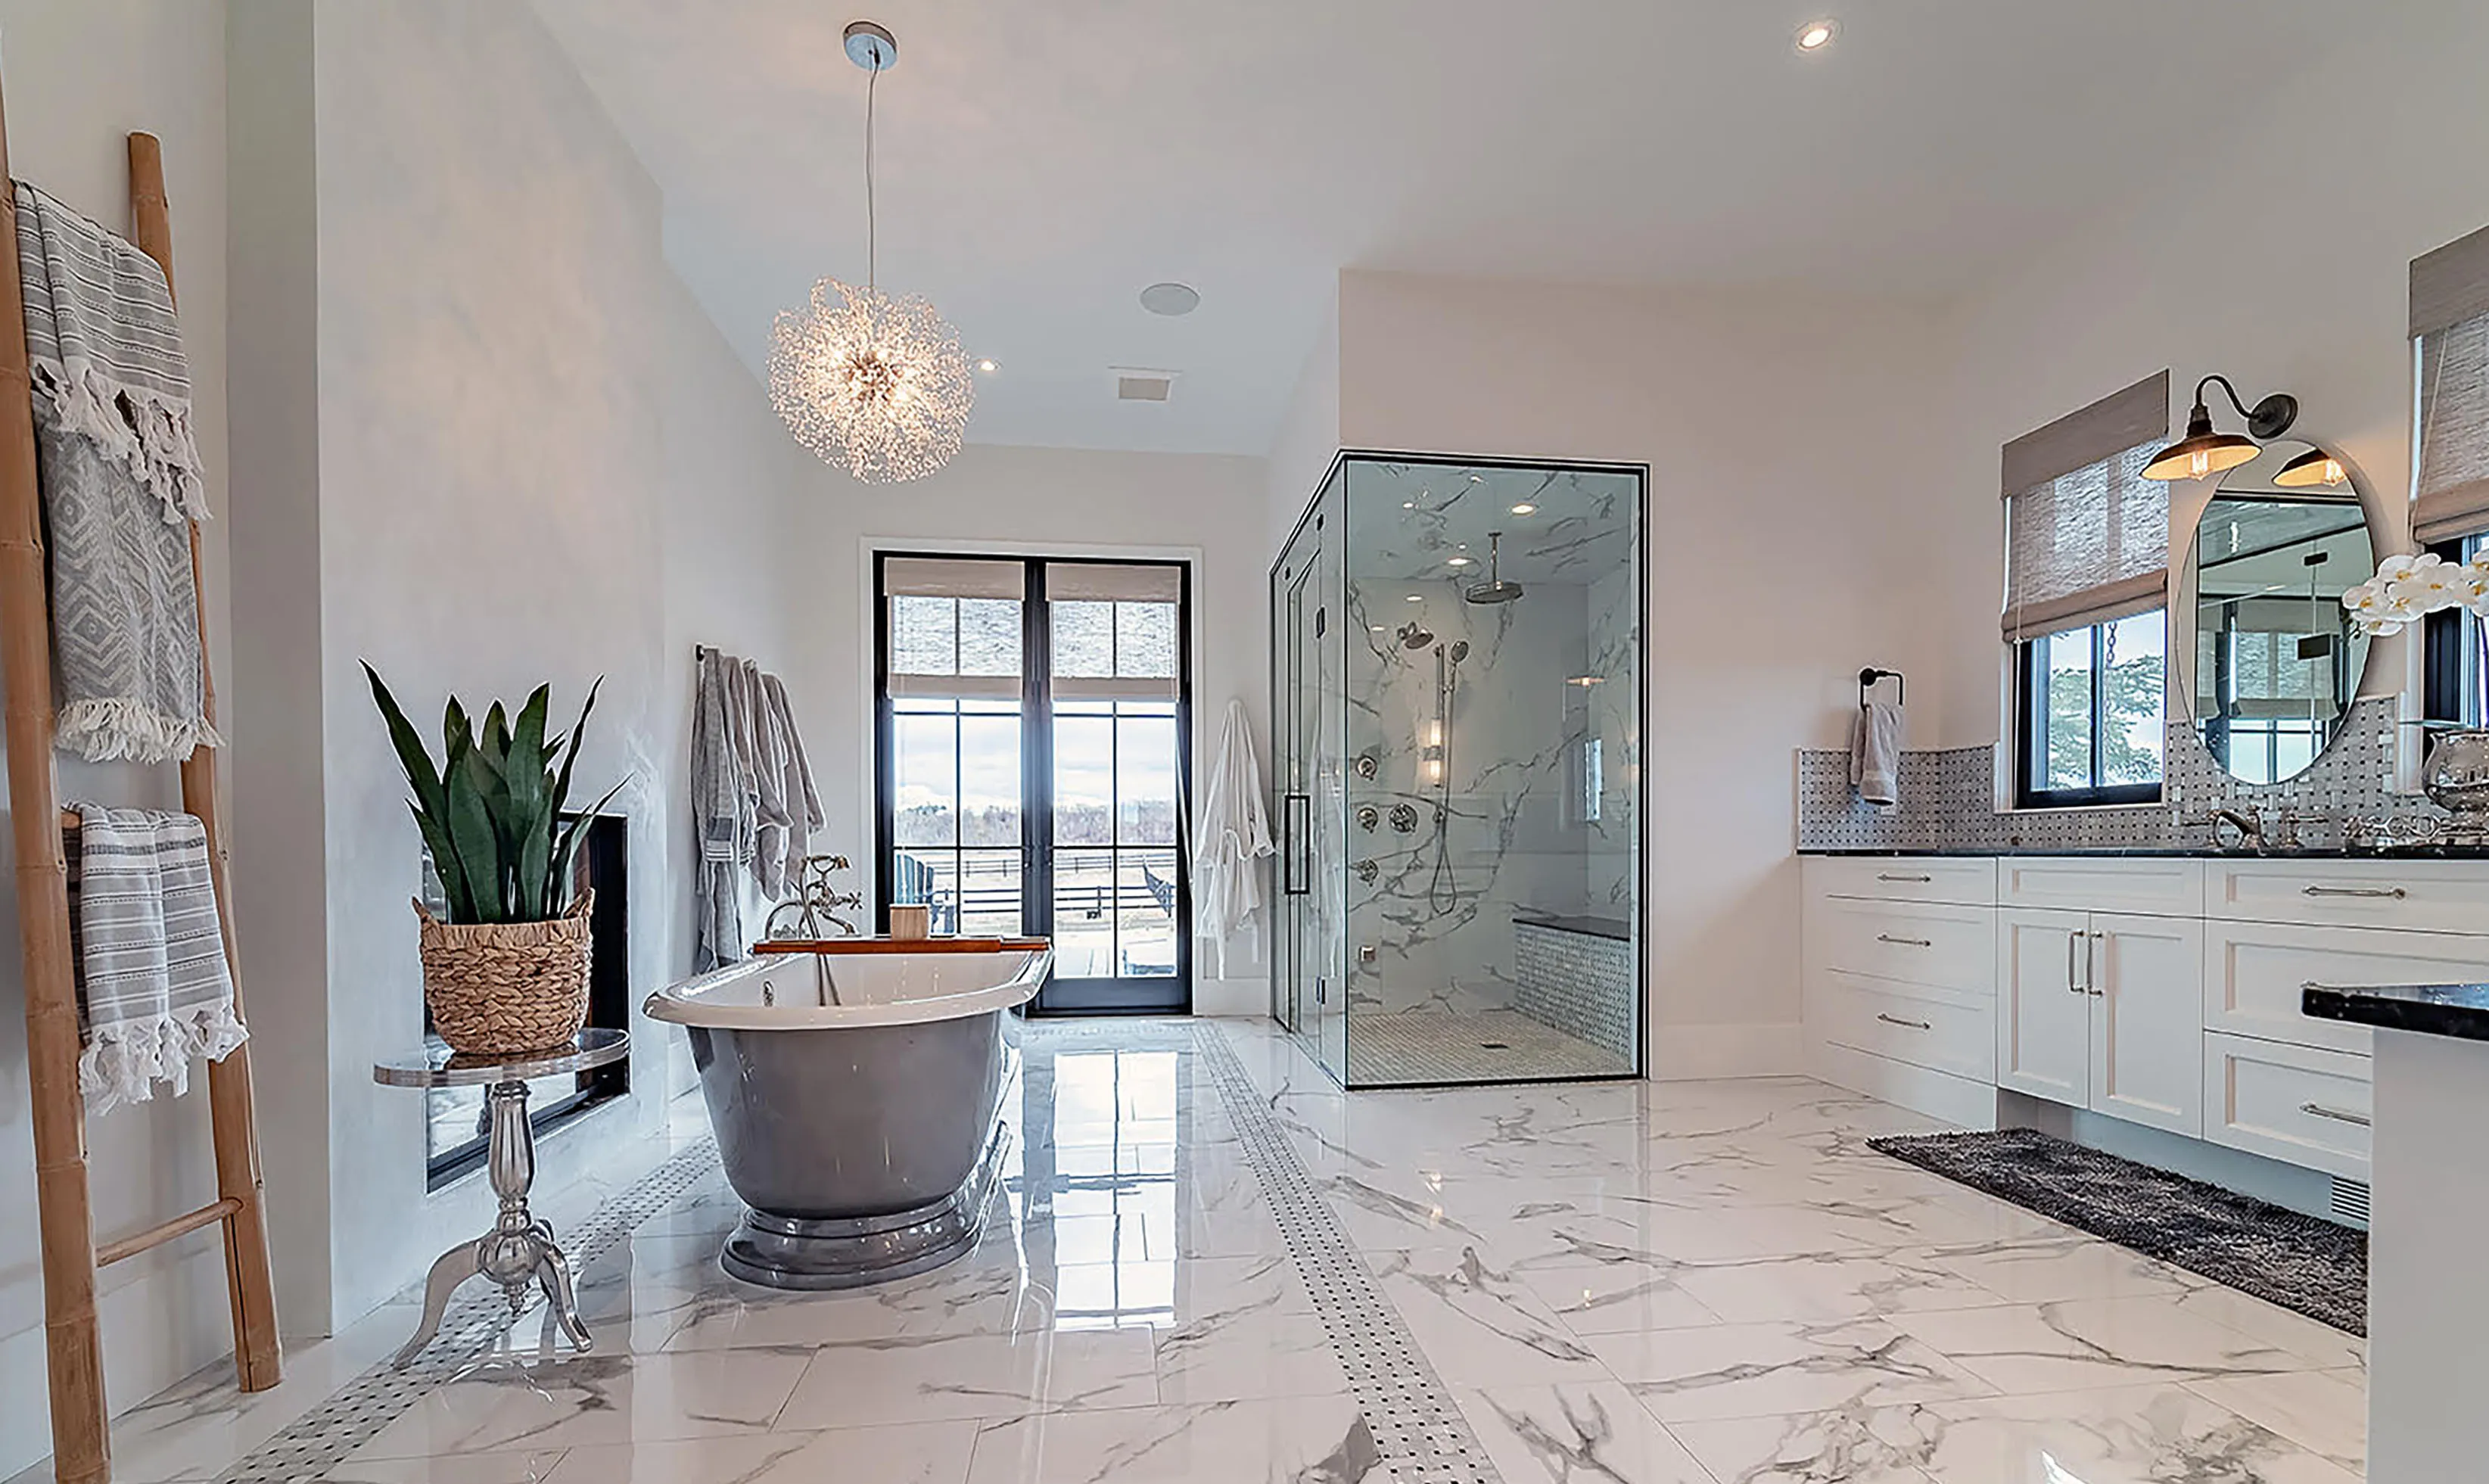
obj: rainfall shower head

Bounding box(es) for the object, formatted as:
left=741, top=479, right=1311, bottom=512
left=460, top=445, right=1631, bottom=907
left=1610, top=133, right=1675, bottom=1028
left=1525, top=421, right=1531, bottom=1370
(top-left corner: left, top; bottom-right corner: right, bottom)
left=1395, top=621, right=1435, bottom=650
left=1464, top=533, right=1524, bottom=605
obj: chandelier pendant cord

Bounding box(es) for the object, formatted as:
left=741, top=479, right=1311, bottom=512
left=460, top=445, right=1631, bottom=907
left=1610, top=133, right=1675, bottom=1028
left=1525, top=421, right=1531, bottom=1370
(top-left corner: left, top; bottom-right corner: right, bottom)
left=863, top=61, right=878, bottom=291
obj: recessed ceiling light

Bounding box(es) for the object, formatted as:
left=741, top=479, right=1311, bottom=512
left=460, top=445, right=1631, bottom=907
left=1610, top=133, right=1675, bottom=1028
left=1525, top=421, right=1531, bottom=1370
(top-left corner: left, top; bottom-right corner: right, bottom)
left=975, top=358, right=998, bottom=373
left=1795, top=18, right=1836, bottom=51
left=1140, top=282, right=1200, bottom=316
left=1405, top=594, right=1424, bottom=603
left=1509, top=502, right=1538, bottom=515
left=1446, top=556, right=1473, bottom=568
left=1402, top=501, right=1416, bottom=509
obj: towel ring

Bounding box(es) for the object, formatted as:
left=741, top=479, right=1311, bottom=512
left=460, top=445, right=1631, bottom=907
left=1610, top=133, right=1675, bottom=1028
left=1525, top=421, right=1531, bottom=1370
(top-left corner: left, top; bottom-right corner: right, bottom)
left=1858, top=667, right=1903, bottom=711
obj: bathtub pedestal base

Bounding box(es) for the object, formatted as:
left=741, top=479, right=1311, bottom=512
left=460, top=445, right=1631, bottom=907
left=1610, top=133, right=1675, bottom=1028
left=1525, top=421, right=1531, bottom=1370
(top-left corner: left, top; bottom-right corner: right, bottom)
left=720, top=1120, right=1012, bottom=1290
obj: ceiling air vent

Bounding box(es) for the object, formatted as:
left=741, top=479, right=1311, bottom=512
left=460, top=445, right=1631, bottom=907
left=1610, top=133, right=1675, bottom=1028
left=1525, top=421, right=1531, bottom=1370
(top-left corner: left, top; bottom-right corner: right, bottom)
left=1112, top=367, right=1178, bottom=403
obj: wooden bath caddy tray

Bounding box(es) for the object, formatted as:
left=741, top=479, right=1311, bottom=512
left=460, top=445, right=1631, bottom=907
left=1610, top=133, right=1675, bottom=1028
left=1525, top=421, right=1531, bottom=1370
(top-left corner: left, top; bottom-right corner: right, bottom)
left=753, top=936, right=1052, bottom=956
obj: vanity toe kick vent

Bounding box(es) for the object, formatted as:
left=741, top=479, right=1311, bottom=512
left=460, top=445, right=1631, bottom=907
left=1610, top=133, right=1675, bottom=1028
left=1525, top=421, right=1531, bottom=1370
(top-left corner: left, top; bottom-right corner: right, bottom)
left=2330, top=1175, right=2371, bottom=1229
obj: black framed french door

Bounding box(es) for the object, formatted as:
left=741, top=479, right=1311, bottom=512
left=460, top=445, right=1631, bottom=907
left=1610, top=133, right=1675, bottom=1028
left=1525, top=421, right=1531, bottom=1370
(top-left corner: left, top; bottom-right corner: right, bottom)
left=873, top=552, right=1193, bottom=1015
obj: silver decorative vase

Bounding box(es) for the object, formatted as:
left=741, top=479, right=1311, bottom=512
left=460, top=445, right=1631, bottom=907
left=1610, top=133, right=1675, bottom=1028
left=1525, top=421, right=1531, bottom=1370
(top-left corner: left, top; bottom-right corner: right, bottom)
left=2423, top=729, right=2489, bottom=817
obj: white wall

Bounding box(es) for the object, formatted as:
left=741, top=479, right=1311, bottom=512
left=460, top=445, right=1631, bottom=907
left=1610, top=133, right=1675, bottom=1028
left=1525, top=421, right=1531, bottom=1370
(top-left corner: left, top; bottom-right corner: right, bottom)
left=784, top=442, right=1272, bottom=1013
left=1928, top=6, right=2489, bottom=751
left=1333, top=269, right=1957, bottom=1075
left=0, top=5, right=236, bottom=1473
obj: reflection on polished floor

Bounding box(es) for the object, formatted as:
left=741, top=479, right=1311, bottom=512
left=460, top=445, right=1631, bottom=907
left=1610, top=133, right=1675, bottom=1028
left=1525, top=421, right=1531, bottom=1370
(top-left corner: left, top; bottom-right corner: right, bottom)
left=37, top=1018, right=2366, bottom=1483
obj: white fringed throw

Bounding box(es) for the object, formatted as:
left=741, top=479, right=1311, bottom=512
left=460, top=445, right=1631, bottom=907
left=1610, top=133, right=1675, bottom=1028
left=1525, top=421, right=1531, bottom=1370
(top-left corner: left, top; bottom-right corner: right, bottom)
left=14, top=180, right=218, bottom=763
left=65, top=804, right=244, bottom=1113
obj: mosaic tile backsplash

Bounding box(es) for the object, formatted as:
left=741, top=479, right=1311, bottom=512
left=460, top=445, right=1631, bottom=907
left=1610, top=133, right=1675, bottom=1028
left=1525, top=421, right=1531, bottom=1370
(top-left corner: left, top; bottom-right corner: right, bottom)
left=1797, top=697, right=2434, bottom=852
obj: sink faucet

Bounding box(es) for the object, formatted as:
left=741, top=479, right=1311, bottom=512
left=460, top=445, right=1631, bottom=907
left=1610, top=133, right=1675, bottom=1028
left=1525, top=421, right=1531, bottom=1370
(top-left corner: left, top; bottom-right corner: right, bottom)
left=2204, top=807, right=2265, bottom=854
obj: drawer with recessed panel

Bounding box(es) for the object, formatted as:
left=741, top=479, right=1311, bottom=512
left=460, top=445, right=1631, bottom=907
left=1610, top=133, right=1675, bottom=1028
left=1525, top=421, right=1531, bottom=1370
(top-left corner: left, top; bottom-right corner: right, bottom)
left=2208, top=858, right=2489, bottom=934
left=1805, top=855, right=1996, bottom=907
left=1807, top=895, right=1995, bottom=995
left=2203, top=1031, right=2372, bottom=1181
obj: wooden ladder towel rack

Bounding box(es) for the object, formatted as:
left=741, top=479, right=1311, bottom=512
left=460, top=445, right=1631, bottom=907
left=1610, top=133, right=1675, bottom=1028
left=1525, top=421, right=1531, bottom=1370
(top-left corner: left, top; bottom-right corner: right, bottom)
left=0, top=104, right=283, bottom=1484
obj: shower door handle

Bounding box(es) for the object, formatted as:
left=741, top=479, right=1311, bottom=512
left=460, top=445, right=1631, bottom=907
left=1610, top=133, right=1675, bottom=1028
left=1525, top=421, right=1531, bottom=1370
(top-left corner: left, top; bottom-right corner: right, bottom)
left=1282, top=792, right=1311, bottom=895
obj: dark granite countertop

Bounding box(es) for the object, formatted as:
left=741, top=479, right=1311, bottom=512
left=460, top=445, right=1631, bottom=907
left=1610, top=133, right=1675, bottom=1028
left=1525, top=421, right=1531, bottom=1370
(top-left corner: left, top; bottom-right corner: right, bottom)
left=2303, top=982, right=2489, bottom=1043
left=1803, top=845, right=2489, bottom=860
left=1513, top=910, right=1633, bottom=941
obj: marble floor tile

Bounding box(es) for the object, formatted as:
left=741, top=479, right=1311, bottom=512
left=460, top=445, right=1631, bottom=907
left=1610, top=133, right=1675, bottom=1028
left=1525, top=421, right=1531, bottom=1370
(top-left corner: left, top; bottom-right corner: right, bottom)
left=1365, top=1246, right=1610, bottom=1385
left=536, top=1424, right=980, bottom=1483
left=347, top=1349, right=810, bottom=1460
left=1591, top=1318, right=1997, bottom=1423
left=962, top=1398, right=1389, bottom=1483
left=1150, top=1255, right=1348, bottom=1404
left=2184, top=1367, right=2368, bottom=1472
left=1514, top=1258, right=1723, bottom=1336
left=2167, top=1283, right=2368, bottom=1372
left=1890, top=1296, right=2301, bottom=1395
left=321, top=1449, right=570, bottom=1483
left=1666, top=1246, right=2011, bottom=1326
left=1918, top=1231, right=2203, bottom=1304
left=1455, top=1383, right=1716, bottom=1484
left=773, top=1327, right=1161, bottom=1428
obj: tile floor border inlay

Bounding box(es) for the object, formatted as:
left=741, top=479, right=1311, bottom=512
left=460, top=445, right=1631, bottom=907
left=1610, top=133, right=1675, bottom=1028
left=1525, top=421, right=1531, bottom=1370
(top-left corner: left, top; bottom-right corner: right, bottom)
left=212, top=1136, right=723, bottom=1484
left=1192, top=1022, right=1505, bottom=1484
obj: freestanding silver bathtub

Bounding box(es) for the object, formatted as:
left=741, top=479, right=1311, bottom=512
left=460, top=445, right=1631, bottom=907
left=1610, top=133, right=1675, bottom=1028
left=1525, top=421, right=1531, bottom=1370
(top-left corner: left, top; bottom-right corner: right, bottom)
left=644, top=941, right=1050, bottom=1289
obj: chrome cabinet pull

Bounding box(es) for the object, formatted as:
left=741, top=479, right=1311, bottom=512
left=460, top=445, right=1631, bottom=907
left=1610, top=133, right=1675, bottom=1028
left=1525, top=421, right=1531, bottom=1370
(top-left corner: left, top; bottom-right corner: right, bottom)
left=2299, top=1102, right=2372, bottom=1128
left=2088, top=931, right=2105, bottom=996
left=2303, top=884, right=2407, bottom=899
left=1876, top=872, right=1932, bottom=883
left=2067, top=930, right=2084, bottom=992
left=1876, top=933, right=1933, bottom=947
left=1876, top=1013, right=1931, bottom=1031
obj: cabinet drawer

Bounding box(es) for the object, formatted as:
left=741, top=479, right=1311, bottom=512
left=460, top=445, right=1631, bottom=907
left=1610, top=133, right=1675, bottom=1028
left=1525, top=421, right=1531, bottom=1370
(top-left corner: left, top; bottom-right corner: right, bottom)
left=1998, top=857, right=2204, bottom=916
left=1821, top=971, right=1995, bottom=1082
left=1809, top=897, right=1995, bottom=994
left=2203, top=1031, right=2372, bottom=1181
left=1806, top=855, right=1995, bottom=907
left=2207, top=858, right=2489, bottom=934
left=2204, top=921, right=2489, bottom=1056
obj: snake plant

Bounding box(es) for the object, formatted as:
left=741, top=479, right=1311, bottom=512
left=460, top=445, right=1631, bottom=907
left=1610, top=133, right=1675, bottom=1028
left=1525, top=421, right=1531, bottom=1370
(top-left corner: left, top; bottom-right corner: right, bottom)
left=364, top=664, right=623, bottom=924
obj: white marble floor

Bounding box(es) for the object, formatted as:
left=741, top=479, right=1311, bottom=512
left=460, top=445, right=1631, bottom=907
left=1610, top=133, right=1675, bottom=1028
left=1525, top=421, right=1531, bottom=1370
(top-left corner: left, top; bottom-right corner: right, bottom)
left=21, top=1017, right=2366, bottom=1483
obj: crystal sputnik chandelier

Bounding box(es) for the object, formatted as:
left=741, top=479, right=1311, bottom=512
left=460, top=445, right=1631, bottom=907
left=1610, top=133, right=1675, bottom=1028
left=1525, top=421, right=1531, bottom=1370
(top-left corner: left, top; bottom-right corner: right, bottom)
left=769, top=21, right=972, bottom=483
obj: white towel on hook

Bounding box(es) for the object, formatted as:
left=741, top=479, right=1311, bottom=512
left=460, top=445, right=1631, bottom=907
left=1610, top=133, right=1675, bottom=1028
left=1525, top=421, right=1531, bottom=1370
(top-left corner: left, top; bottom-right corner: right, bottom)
left=1850, top=700, right=1903, bottom=807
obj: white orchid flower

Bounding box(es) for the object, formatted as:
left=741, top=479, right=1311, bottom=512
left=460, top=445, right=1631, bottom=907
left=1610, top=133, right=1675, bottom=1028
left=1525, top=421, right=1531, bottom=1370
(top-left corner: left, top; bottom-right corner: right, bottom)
left=2375, top=553, right=2425, bottom=583
left=2457, top=565, right=2489, bottom=614
left=2390, top=562, right=2466, bottom=612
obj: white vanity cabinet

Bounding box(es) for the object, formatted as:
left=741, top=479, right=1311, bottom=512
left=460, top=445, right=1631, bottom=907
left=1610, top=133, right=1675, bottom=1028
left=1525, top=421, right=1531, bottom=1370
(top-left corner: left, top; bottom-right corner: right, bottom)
left=1995, top=898, right=2204, bottom=1137
left=1806, top=851, right=2489, bottom=1186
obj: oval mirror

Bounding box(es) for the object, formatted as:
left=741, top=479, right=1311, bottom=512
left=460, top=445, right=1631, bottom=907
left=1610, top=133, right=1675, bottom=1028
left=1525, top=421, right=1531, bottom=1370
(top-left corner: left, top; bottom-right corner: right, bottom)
left=2181, top=439, right=2374, bottom=784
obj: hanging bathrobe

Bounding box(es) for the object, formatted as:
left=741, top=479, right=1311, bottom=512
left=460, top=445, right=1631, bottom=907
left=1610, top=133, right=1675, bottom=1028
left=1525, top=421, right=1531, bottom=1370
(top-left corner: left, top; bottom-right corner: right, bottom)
left=1191, top=699, right=1274, bottom=979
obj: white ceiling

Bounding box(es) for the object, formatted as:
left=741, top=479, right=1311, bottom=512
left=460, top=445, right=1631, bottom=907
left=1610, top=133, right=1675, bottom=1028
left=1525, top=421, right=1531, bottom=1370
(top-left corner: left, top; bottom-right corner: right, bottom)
left=534, top=0, right=2360, bottom=459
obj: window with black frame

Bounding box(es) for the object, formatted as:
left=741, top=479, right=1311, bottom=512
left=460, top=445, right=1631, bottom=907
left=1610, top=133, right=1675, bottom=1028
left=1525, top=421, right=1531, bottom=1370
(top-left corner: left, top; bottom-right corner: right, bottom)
left=2414, top=223, right=2489, bottom=729
left=2000, top=372, right=2173, bottom=809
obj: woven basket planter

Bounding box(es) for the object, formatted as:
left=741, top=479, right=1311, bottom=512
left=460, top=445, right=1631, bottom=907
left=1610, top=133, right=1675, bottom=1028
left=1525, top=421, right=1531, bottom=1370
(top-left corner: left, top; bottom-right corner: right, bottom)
left=415, top=891, right=594, bottom=1056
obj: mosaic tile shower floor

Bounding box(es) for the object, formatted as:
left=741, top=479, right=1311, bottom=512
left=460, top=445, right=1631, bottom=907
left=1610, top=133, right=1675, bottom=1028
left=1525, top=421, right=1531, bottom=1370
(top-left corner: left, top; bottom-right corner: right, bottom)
left=14, top=1018, right=2368, bottom=1483
left=1343, top=1008, right=1634, bottom=1084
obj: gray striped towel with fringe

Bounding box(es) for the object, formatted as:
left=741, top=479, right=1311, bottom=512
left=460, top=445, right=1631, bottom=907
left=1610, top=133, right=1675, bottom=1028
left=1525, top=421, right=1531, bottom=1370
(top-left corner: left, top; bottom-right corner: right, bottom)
left=66, top=804, right=244, bottom=1112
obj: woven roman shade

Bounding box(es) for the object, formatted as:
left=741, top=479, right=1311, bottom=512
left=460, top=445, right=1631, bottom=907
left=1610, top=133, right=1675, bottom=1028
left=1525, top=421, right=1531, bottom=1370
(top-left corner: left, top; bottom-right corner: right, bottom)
left=2001, top=371, right=2172, bottom=642
left=881, top=555, right=1025, bottom=698
left=1046, top=561, right=1181, bottom=701
left=2411, top=223, right=2489, bottom=546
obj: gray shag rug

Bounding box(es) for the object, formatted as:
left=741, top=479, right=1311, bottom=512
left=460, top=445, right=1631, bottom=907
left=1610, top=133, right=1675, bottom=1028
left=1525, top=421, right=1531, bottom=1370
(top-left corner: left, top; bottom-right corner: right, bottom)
left=1870, top=1128, right=2367, bottom=1336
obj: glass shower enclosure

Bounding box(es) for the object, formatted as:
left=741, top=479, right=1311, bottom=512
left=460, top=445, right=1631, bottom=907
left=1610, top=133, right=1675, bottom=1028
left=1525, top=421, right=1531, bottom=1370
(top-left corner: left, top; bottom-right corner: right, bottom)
left=1269, top=453, right=1645, bottom=1087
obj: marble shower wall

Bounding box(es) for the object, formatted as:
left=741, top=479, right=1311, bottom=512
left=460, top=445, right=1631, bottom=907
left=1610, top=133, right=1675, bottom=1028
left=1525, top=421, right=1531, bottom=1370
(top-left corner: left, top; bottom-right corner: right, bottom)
left=1346, top=576, right=1595, bottom=1016
left=1585, top=561, right=1639, bottom=913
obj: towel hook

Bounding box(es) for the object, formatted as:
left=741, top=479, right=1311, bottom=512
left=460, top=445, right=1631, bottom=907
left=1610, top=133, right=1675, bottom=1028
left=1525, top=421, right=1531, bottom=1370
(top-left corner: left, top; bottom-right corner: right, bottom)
left=1858, top=666, right=1903, bottom=711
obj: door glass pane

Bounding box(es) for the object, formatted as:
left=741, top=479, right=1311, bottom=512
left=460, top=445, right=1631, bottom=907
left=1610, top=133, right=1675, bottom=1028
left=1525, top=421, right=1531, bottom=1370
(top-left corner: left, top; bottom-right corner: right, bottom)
left=1051, top=601, right=1115, bottom=677
left=1053, top=705, right=1114, bottom=845
left=2102, top=611, right=2167, bottom=787
left=891, top=708, right=957, bottom=846
left=1115, top=602, right=1178, bottom=679
left=959, top=706, right=1023, bottom=845
left=1115, top=708, right=1177, bottom=845
left=2042, top=627, right=2096, bottom=790
left=1117, top=849, right=1179, bottom=976
left=890, top=596, right=956, bottom=674
left=1053, top=848, right=1116, bottom=978
left=892, top=849, right=958, bottom=933
left=959, top=598, right=1024, bottom=677
left=957, top=850, right=1023, bottom=937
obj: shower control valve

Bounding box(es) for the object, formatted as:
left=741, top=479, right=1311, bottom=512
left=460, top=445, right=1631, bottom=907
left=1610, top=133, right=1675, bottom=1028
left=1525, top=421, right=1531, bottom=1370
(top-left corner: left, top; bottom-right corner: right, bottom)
left=1387, top=802, right=1420, bottom=833
left=1353, top=859, right=1379, bottom=884
left=1355, top=803, right=1380, bottom=832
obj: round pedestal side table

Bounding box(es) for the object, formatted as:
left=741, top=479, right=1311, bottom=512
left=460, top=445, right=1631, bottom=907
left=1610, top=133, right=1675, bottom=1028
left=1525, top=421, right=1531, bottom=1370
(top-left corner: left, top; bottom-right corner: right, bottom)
left=372, top=1028, right=630, bottom=1366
